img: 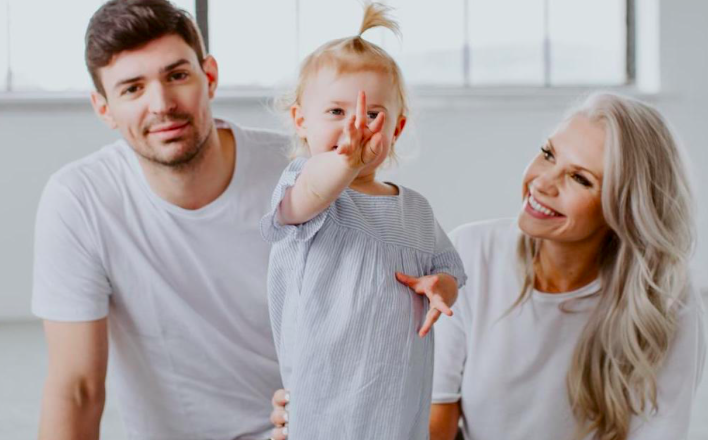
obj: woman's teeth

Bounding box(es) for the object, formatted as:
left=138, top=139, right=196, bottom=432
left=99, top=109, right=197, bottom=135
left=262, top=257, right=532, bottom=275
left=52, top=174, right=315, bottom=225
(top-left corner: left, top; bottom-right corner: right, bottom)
left=528, top=194, right=559, bottom=216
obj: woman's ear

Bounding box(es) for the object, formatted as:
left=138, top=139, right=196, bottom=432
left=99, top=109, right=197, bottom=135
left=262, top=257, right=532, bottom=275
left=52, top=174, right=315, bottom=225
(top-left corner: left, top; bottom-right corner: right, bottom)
left=291, top=104, right=307, bottom=139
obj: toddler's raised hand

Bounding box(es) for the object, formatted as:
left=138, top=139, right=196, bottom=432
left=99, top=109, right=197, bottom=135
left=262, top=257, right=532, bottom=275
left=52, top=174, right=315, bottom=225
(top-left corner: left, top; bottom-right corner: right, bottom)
left=337, top=91, right=386, bottom=169
left=395, top=272, right=459, bottom=338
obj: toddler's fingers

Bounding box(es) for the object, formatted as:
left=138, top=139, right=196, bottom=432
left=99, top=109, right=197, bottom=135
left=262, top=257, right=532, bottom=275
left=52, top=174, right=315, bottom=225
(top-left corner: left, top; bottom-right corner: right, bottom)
left=355, top=90, right=367, bottom=129
left=271, top=389, right=290, bottom=408
left=419, top=308, right=441, bottom=337
left=431, top=296, right=453, bottom=316
left=270, top=407, right=289, bottom=427
left=362, top=133, right=383, bottom=164
left=368, top=111, right=385, bottom=133
left=271, top=425, right=289, bottom=440
left=339, top=116, right=357, bottom=156
left=395, top=272, right=419, bottom=289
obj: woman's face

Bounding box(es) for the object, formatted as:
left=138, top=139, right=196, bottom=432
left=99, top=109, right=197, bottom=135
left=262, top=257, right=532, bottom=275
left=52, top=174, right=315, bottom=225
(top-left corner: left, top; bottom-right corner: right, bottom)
left=518, top=115, right=609, bottom=244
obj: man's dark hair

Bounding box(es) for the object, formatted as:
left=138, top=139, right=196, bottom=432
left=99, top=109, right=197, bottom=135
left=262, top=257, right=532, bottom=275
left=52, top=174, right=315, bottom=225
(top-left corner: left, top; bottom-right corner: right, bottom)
left=85, top=0, right=206, bottom=96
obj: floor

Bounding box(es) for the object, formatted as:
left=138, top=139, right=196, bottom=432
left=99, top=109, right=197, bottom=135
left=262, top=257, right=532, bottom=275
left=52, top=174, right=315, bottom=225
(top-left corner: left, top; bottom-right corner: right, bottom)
left=2, top=320, right=706, bottom=440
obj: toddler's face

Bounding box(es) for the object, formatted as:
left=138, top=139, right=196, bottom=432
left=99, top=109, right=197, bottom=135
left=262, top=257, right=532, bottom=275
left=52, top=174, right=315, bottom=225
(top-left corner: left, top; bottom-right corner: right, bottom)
left=293, top=67, right=403, bottom=166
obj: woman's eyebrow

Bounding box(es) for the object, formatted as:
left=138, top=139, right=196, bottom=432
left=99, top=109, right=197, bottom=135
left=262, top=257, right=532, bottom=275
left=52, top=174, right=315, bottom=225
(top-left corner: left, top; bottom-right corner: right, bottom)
left=548, top=139, right=600, bottom=180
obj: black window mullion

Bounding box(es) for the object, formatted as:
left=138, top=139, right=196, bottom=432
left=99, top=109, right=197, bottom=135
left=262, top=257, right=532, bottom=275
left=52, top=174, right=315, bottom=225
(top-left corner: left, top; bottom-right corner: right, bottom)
left=196, top=0, right=209, bottom=53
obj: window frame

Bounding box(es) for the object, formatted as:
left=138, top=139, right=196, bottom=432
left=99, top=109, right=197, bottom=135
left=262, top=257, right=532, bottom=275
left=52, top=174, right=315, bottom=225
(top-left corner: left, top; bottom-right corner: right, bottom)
left=0, top=0, right=637, bottom=98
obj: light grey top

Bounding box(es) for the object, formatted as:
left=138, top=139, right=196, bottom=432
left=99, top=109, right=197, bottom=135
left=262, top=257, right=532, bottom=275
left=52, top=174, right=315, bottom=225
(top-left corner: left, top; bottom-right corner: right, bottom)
left=261, top=157, right=467, bottom=440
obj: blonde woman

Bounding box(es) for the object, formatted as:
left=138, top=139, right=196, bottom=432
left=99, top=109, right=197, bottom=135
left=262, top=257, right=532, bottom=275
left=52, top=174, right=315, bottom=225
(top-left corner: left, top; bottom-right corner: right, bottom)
left=431, top=93, right=706, bottom=440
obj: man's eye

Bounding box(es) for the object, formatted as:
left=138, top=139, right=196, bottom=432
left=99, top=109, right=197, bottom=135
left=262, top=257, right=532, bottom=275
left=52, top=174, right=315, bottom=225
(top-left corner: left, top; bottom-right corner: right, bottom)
left=122, top=85, right=141, bottom=96
left=170, top=72, right=188, bottom=81
left=367, top=111, right=380, bottom=119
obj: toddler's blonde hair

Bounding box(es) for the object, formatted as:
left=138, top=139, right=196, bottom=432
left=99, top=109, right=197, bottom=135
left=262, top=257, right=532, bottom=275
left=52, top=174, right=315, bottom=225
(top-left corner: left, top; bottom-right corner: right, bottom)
left=282, top=2, right=409, bottom=158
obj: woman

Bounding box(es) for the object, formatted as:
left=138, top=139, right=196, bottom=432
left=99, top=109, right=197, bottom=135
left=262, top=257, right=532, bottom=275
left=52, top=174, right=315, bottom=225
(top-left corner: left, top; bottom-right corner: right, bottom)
left=269, top=93, right=706, bottom=440
left=431, top=93, right=705, bottom=440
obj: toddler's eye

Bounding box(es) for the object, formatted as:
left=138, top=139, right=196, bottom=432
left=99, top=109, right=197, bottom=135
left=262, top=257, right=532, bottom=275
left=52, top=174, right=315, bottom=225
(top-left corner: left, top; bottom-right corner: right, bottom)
left=328, top=108, right=344, bottom=116
left=367, top=111, right=380, bottom=120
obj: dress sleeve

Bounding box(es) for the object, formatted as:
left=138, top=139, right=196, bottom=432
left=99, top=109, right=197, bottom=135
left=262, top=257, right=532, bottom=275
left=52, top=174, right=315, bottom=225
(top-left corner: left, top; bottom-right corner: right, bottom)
left=259, top=157, right=330, bottom=243
left=32, top=178, right=111, bottom=321
left=432, top=288, right=468, bottom=403
left=627, top=287, right=707, bottom=440
left=430, top=220, right=468, bottom=288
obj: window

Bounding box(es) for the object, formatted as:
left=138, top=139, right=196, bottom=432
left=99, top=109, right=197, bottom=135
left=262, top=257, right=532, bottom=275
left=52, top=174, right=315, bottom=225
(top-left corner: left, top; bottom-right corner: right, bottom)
left=0, top=0, right=195, bottom=92
left=0, top=0, right=633, bottom=92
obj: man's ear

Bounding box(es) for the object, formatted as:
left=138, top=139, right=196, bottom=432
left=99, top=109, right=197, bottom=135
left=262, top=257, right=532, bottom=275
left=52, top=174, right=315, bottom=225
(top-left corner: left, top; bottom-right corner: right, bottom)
left=90, top=91, right=117, bottom=129
left=202, top=55, right=219, bottom=99
left=290, top=104, right=307, bottom=139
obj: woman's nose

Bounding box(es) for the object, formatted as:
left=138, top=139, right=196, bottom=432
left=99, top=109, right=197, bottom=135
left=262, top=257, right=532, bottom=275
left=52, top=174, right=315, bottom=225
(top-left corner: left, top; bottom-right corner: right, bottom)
left=532, top=171, right=560, bottom=197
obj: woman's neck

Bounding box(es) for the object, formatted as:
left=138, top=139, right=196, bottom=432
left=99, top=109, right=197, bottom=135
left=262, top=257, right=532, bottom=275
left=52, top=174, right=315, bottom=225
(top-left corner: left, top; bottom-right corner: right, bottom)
left=534, top=236, right=605, bottom=293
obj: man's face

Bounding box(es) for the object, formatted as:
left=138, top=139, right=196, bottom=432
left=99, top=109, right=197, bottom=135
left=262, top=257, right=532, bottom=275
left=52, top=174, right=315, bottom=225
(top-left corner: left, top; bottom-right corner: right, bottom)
left=91, top=34, right=218, bottom=168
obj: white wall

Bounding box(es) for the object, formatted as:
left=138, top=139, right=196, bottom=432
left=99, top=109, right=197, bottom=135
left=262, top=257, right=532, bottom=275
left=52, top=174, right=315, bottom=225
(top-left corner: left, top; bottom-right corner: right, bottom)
left=1, top=0, right=706, bottom=321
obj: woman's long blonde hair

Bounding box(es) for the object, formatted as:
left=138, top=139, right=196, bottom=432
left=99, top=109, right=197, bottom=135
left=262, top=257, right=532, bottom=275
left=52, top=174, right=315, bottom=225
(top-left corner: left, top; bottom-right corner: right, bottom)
left=278, top=2, right=408, bottom=159
left=516, top=93, right=695, bottom=440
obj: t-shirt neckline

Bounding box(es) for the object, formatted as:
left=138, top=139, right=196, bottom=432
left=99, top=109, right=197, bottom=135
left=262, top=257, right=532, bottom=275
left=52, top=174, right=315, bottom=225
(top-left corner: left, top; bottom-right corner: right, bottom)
left=124, top=118, right=243, bottom=219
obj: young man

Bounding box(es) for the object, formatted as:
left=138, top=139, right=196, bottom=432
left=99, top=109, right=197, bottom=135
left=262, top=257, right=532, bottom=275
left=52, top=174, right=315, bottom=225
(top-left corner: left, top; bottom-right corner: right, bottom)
left=33, top=1, right=287, bottom=438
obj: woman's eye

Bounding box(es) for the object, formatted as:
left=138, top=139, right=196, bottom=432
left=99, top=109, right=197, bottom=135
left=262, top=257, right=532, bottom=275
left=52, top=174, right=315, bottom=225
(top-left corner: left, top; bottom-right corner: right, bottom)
left=367, top=111, right=380, bottom=120
left=328, top=108, right=344, bottom=116
left=572, top=174, right=592, bottom=187
left=540, top=146, right=553, bottom=161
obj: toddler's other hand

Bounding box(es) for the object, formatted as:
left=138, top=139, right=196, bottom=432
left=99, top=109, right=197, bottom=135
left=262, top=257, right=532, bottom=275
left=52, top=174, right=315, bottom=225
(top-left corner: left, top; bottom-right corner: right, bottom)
left=270, top=388, right=290, bottom=439
left=395, top=272, right=458, bottom=338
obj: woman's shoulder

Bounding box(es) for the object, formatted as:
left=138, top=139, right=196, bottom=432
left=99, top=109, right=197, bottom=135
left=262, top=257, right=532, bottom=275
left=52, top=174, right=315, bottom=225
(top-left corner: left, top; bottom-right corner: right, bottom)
left=449, top=218, right=519, bottom=247
left=447, top=218, right=520, bottom=272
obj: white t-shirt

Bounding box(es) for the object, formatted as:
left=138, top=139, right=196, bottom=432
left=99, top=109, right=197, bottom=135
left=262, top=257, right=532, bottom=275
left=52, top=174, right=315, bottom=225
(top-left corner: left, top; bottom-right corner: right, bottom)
left=32, top=120, right=290, bottom=440
left=433, top=218, right=707, bottom=440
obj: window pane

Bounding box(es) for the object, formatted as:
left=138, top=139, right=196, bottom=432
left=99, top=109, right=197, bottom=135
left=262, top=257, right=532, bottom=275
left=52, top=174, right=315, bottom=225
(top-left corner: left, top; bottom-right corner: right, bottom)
left=0, top=0, right=8, bottom=91
left=210, top=0, right=297, bottom=88
left=6, top=0, right=195, bottom=92
left=298, top=0, right=364, bottom=60
left=549, top=0, right=626, bottom=85
left=383, top=0, right=465, bottom=86
left=469, top=0, right=545, bottom=85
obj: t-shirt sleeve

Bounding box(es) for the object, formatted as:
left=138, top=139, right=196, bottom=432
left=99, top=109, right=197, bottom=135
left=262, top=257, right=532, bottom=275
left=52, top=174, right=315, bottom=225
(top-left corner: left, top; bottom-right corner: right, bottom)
left=432, top=288, right=468, bottom=403
left=259, top=157, right=330, bottom=243
left=430, top=221, right=468, bottom=288
left=627, top=287, right=707, bottom=440
left=32, top=177, right=111, bottom=321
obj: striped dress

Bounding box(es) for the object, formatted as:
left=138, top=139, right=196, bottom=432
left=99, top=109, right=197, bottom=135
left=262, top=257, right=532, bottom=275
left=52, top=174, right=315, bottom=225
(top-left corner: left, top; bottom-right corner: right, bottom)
left=260, top=157, right=467, bottom=440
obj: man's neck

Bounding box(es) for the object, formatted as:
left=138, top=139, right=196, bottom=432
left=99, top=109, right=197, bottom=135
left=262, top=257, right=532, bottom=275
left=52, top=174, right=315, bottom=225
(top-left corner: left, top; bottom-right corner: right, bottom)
left=138, top=125, right=236, bottom=210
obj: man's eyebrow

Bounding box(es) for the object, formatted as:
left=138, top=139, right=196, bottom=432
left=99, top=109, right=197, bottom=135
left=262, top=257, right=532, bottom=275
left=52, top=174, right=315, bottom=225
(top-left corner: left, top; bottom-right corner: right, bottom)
left=112, top=59, right=192, bottom=91
left=548, top=139, right=601, bottom=180
left=160, top=59, right=191, bottom=73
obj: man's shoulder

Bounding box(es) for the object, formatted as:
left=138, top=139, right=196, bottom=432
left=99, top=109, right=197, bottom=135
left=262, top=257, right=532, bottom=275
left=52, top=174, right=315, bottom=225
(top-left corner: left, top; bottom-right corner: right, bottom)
left=233, top=124, right=291, bottom=151
left=47, top=139, right=130, bottom=200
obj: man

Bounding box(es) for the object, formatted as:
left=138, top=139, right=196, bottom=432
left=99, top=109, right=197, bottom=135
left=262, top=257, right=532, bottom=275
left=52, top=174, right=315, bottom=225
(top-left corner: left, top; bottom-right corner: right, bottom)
left=32, top=1, right=287, bottom=438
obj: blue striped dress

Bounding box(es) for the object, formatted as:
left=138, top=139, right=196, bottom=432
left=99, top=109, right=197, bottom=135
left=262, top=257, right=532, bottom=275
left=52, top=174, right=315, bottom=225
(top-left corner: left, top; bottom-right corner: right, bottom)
left=261, top=157, right=467, bottom=440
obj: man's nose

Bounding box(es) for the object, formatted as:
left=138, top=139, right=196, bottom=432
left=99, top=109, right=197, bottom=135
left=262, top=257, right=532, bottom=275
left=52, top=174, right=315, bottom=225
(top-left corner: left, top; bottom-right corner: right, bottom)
left=146, top=82, right=177, bottom=114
